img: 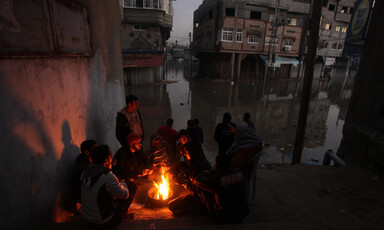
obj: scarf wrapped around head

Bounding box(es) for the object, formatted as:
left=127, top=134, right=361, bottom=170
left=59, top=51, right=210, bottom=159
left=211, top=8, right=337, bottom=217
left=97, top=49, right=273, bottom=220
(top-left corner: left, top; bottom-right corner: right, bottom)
left=228, top=122, right=262, bottom=156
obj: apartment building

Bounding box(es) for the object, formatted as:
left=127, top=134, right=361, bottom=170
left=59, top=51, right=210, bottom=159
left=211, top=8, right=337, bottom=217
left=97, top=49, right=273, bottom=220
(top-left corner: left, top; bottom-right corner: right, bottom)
left=318, top=0, right=356, bottom=79
left=120, top=0, right=174, bottom=86
left=193, top=0, right=356, bottom=80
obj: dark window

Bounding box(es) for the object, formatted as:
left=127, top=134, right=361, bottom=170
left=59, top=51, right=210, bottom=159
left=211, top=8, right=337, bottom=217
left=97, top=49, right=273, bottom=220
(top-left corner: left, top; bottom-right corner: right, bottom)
left=226, top=8, right=235, bottom=16
left=209, top=11, right=213, bottom=19
left=323, top=0, right=329, bottom=7
left=341, top=6, right=348, bottom=13
left=136, top=0, right=143, bottom=8
left=328, top=4, right=335, bottom=11
left=250, top=11, right=262, bottom=19
left=331, top=43, right=337, bottom=49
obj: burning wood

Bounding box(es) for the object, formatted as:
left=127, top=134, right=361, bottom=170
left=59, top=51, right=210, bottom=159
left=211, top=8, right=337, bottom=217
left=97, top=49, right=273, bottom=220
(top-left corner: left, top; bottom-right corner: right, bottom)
left=147, top=167, right=174, bottom=206
left=152, top=167, right=170, bottom=200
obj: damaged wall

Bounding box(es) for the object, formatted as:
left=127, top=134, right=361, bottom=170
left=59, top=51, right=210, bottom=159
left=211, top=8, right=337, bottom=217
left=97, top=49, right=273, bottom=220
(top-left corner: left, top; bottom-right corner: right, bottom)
left=0, top=0, right=124, bottom=228
left=337, top=1, right=384, bottom=176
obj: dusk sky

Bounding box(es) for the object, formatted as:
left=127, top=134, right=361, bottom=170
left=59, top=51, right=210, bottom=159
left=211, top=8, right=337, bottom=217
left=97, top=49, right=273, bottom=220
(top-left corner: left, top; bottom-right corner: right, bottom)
left=169, top=0, right=204, bottom=45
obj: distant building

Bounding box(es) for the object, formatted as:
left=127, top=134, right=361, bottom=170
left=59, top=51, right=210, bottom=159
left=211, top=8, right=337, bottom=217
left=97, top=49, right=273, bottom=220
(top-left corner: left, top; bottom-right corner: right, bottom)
left=120, top=0, right=174, bottom=86
left=193, top=0, right=357, bottom=80
left=193, top=0, right=309, bottom=80
left=317, top=0, right=356, bottom=80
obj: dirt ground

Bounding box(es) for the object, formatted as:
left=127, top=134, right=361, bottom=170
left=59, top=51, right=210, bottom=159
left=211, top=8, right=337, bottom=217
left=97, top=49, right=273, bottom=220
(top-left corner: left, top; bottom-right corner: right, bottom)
left=52, top=163, right=384, bottom=230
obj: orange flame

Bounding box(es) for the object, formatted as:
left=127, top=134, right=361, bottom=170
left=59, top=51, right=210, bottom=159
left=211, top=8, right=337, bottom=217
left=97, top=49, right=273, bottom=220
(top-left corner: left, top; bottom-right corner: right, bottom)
left=152, top=167, right=170, bottom=200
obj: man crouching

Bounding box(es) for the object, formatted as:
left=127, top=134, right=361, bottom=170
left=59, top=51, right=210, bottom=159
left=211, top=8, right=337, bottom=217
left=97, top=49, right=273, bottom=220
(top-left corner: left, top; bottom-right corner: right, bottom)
left=81, top=145, right=132, bottom=228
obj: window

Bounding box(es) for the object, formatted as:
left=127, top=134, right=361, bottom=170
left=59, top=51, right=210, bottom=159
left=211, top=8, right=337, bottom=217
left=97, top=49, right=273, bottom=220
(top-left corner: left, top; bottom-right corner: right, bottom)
left=209, top=11, right=213, bottom=19
left=226, top=8, right=235, bottom=16
left=338, top=44, right=344, bottom=50
left=236, top=29, right=243, bottom=42
left=284, top=39, right=294, bottom=47
left=328, top=4, right=335, bottom=11
left=248, top=35, right=259, bottom=43
left=320, top=41, right=328, bottom=48
left=342, top=27, right=347, bottom=33
left=124, top=0, right=133, bottom=7
left=331, top=43, right=337, bottom=49
left=335, top=26, right=341, bottom=32
left=325, top=23, right=331, bottom=30
left=341, top=6, right=348, bottom=13
left=265, top=37, right=279, bottom=46
left=222, top=28, right=233, bottom=41
left=269, top=14, right=275, bottom=22
left=133, top=25, right=147, bottom=31
left=136, top=0, right=143, bottom=8
left=250, top=11, right=262, bottom=19
left=288, top=18, right=297, bottom=26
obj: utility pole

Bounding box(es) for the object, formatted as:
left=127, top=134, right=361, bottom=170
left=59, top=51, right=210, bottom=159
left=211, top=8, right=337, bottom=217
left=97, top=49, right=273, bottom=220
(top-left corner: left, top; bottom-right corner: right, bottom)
left=292, top=0, right=323, bottom=164
left=189, top=32, right=192, bottom=77
left=266, top=0, right=281, bottom=78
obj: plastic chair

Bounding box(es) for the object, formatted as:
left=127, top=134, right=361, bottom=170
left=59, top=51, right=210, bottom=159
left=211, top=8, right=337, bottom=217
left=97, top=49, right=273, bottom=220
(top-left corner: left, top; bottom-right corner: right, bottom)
left=248, top=149, right=264, bottom=202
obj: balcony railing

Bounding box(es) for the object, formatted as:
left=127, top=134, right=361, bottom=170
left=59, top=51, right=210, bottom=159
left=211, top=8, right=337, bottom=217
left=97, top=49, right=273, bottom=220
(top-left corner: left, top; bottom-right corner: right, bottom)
left=123, top=0, right=173, bottom=15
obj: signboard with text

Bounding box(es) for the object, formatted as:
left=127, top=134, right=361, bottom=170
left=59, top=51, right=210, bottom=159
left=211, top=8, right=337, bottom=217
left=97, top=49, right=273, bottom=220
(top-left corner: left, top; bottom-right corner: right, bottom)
left=122, top=52, right=164, bottom=67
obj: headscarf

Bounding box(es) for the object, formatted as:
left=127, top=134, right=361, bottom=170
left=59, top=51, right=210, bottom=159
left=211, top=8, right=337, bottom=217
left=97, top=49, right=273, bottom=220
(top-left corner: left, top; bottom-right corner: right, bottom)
left=228, top=122, right=262, bottom=156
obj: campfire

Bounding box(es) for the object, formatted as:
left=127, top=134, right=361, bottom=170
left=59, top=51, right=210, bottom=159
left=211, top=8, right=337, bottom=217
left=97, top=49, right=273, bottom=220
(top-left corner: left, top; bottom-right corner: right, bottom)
left=147, top=167, right=174, bottom=206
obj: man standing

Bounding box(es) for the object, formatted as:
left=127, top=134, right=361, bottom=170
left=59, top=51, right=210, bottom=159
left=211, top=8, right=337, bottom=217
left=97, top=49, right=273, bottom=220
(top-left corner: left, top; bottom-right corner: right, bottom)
left=175, top=129, right=211, bottom=178
left=157, top=118, right=179, bottom=154
left=115, top=95, right=144, bottom=146
left=243, top=112, right=255, bottom=130
left=214, top=112, right=236, bottom=155
left=81, top=145, right=133, bottom=227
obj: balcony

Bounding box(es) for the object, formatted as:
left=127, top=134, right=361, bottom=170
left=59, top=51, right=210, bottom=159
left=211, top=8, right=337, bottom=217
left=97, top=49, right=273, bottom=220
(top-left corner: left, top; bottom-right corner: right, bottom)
left=122, top=7, right=173, bottom=30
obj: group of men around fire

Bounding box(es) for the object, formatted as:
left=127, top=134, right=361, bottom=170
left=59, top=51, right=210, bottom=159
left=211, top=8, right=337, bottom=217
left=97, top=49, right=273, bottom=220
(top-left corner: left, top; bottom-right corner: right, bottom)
left=72, top=95, right=263, bottom=228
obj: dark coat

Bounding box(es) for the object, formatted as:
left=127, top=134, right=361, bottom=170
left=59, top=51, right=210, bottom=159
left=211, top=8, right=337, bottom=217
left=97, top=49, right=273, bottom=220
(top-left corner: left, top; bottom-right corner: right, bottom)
left=115, top=108, right=144, bottom=146
left=112, top=145, right=148, bottom=180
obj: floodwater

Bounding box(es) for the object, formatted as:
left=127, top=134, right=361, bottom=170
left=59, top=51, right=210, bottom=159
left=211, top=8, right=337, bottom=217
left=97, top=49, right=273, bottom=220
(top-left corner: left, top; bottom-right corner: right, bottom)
left=127, top=61, right=354, bottom=166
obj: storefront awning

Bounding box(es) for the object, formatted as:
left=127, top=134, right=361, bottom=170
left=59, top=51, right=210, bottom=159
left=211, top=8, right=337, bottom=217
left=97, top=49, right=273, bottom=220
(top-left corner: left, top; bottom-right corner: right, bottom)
left=259, top=55, right=299, bottom=67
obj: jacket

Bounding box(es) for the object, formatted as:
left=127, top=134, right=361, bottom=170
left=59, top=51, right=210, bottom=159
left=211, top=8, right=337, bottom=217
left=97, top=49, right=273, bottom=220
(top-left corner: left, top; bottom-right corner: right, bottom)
left=81, top=164, right=129, bottom=224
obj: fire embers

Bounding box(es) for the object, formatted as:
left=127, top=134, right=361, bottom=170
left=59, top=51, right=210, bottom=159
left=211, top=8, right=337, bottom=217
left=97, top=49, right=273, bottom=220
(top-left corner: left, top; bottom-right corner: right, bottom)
left=147, top=167, right=174, bottom=207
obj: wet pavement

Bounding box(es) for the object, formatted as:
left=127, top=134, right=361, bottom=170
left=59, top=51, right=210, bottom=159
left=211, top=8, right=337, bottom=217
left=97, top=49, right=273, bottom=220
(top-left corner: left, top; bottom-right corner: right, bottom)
left=127, top=61, right=354, bottom=166
left=49, top=62, right=384, bottom=230
left=52, top=163, right=384, bottom=230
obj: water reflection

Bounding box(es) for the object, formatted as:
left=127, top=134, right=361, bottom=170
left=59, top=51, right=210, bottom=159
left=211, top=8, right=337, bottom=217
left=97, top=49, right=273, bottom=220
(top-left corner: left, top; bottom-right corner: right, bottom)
left=126, top=61, right=354, bottom=165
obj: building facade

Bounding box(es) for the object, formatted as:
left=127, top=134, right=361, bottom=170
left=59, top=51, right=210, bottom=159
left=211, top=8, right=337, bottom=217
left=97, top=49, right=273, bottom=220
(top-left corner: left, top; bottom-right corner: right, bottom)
left=120, top=0, right=174, bottom=88
left=0, top=0, right=125, bottom=228
left=193, top=0, right=356, bottom=80
left=317, top=0, right=356, bottom=80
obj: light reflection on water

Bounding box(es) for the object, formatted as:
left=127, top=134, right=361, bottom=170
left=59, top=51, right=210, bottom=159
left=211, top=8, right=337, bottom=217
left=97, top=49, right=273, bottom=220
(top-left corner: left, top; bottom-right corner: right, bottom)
left=126, top=62, right=354, bottom=165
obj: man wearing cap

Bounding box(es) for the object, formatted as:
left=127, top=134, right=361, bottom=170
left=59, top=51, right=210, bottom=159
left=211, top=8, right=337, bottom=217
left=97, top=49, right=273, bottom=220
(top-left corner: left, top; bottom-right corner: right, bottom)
left=113, top=133, right=152, bottom=181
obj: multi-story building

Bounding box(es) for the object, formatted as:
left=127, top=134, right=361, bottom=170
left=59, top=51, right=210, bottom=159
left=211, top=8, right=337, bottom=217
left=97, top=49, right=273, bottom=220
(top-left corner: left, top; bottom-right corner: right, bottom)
left=193, top=0, right=356, bottom=80
left=193, top=0, right=310, bottom=80
left=120, top=0, right=174, bottom=87
left=317, top=0, right=356, bottom=79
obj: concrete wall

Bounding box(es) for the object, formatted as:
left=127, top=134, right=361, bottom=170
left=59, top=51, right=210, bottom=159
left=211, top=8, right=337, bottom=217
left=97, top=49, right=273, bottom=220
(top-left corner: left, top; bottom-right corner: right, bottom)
left=337, top=1, right=384, bottom=176
left=0, top=0, right=124, bottom=228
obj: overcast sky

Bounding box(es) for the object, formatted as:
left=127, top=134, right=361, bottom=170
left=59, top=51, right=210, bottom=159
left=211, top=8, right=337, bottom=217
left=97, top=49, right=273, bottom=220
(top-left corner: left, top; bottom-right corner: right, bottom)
left=169, top=0, right=204, bottom=45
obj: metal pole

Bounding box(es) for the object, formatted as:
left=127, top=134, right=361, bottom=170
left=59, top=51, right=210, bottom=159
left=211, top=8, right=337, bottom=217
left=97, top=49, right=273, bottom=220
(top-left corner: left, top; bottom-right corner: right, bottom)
left=292, top=0, right=323, bottom=164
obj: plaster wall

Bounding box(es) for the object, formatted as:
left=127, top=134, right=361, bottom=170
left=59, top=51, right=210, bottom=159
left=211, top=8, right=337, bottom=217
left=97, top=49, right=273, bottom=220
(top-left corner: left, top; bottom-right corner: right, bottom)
left=0, top=0, right=124, bottom=228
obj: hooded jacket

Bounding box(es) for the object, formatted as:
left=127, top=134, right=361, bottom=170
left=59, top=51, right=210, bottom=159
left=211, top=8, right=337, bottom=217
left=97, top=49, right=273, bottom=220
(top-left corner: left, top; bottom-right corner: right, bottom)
left=81, top=164, right=129, bottom=224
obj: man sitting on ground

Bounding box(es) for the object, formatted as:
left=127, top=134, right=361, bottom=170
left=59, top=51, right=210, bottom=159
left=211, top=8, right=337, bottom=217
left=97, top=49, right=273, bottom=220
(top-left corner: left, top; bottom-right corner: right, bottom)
left=81, top=145, right=134, bottom=228
left=113, top=133, right=152, bottom=181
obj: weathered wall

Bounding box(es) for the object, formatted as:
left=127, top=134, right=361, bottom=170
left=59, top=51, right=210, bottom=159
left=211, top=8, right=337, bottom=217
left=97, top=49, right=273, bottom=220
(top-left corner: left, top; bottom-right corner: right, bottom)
left=0, top=0, right=124, bottom=229
left=337, top=1, right=384, bottom=176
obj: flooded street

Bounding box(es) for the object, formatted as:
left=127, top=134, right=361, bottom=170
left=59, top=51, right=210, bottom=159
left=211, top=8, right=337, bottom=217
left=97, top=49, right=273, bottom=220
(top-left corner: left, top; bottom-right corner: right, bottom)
left=127, top=61, right=354, bottom=165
